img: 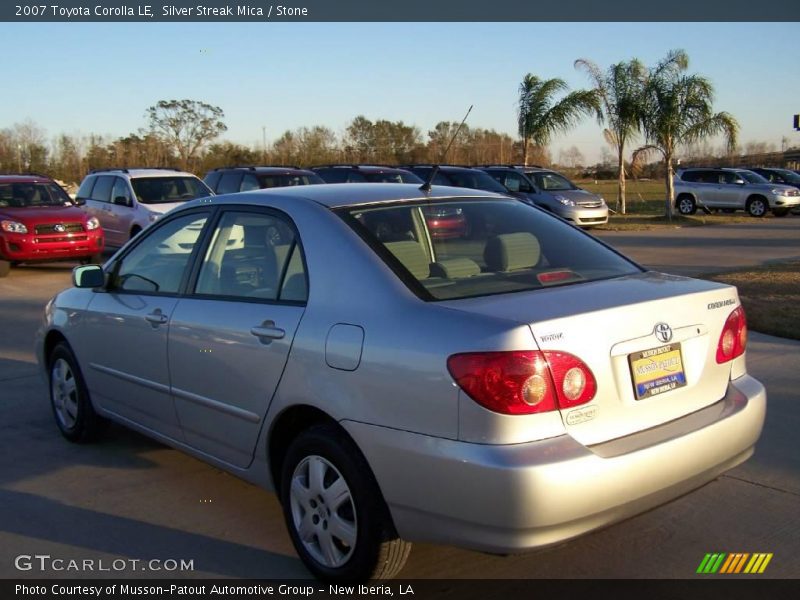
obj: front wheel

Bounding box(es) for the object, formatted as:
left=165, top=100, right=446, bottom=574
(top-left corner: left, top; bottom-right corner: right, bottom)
left=746, top=197, right=768, bottom=218
left=676, top=195, right=697, bottom=215
left=280, top=424, right=411, bottom=582
left=49, top=343, right=107, bottom=442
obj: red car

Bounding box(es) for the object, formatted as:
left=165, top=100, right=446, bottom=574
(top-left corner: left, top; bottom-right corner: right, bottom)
left=0, top=175, right=104, bottom=277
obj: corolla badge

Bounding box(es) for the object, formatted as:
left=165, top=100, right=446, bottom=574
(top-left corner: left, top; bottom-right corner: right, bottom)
left=654, top=322, right=673, bottom=343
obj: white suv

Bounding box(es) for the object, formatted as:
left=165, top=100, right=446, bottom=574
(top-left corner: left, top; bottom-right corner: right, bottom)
left=75, top=168, right=213, bottom=247
left=674, top=168, right=800, bottom=217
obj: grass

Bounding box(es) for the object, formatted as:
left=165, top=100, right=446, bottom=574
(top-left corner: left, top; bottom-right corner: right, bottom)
left=704, top=261, right=800, bottom=341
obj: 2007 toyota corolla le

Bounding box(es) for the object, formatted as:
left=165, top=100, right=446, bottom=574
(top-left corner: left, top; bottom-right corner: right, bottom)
left=36, top=183, right=766, bottom=581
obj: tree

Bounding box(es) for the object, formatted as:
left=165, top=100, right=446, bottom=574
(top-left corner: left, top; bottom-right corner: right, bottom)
left=575, top=57, right=646, bottom=214
left=558, top=145, right=586, bottom=169
left=516, top=74, right=600, bottom=166
left=633, top=50, right=738, bottom=219
left=145, top=99, right=227, bottom=170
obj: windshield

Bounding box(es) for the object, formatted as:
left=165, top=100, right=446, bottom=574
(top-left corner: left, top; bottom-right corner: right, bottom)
left=0, top=182, right=72, bottom=208
left=771, top=169, right=800, bottom=184
left=445, top=170, right=509, bottom=193
left=339, top=198, right=640, bottom=301
left=529, top=171, right=577, bottom=191
left=364, top=171, right=423, bottom=184
left=257, top=174, right=325, bottom=187
left=736, top=171, right=768, bottom=184
left=131, top=176, right=212, bottom=204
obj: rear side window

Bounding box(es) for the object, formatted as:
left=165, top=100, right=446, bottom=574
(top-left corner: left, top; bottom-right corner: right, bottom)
left=340, top=199, right=640, bottom=301
left=90, top=176, right=114, bottom=202
left=76, top=176, right=96, bottom=200
left=204, top=171, right=222, bottom=191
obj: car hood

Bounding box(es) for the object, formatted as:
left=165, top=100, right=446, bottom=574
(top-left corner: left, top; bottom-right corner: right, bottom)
left=546, top=188, right=603, bottom=202
left=0, top=205, right=90, bottom=226
left=141, top=201, right=186, bottom=215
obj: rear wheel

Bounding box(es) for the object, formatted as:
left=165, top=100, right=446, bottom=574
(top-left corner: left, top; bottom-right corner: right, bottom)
left=0, top=259, right=10, bottom=278
left=48, top=343, right=107, bottom=443
left=676, top=195, right=697, bottom=215
left=746, top=197, right=768, bottom=217
left=280, top=424, right=411, bottom=581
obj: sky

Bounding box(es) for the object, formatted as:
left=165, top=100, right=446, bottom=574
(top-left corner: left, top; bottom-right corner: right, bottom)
left=2, top=22, right=799, bottom=163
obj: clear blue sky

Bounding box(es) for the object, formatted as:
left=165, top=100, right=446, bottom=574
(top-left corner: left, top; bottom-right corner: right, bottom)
left=3, top=22, right=798, bottom=162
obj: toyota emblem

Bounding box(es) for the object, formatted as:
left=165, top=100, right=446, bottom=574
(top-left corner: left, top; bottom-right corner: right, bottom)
left=654, top=322, right=673, bottom=343
left=54, top=224, right=66, bottom=233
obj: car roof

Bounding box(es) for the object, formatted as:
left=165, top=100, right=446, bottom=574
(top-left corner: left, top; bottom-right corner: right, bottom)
left=88, top=168, right=196, bottom=178
left=187, top=182, right=509, bottom=210
left=406, top=165, right=482, bottom=172
left=208, top=166, right=315, bottom=175
left=0, top=174, right=54, bottom=184
left=311, top=165, right=413, bottom=173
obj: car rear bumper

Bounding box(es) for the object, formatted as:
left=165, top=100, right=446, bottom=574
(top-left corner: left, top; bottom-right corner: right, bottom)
left=0, top=231, right=104, bottom=262
left=343, top=373, right=765, bottom=553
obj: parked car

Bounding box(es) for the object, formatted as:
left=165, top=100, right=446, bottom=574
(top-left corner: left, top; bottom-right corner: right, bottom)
left=204, top=166, right=324, bottom=193
left=75, top=168, right=213, bottom=247
left=480, top=165, right=609, bottom=227
left=748, top=167, right=800, bottom=190
left=402, top=164, right=510, bottom=194
left=311, top=164, right=422, bottom=184
left=674, top=167, right=800, bottom=217
left=37, top=183, right=765, bottom=581
left=0, top=174, right=104, bottom=277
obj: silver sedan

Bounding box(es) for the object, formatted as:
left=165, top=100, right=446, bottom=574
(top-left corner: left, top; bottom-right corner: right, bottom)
left=36, top=183, right=766, bottom=581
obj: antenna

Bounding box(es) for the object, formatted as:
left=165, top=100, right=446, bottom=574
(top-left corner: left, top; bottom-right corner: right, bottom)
left=419, top=104, right=473, bottom=192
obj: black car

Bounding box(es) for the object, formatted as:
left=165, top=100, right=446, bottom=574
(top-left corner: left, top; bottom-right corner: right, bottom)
left=310, top=165, right=422, bottom=184
left=749, top=167, right=800, bottom=190
left=402, top=165, right=510, bottom=194
left=204, top=166, right=324, bottom=194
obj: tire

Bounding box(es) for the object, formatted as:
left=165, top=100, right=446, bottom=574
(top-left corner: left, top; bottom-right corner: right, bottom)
left=48, top=343, right=107, bottom=443
left=676, top=195, right=697, bottom=215
left=80, top=253, right=104, bottom=265
left=773, top=208, right=789, bottom=217
left=280, top=424, right=411, bottom=582
left=130, top=227, right=142, bottom=240
left=0, top=259, right=10, bottom=278
left=746, top=197, right=768, bottom=218
left=722, top=208, right=736, bottom=214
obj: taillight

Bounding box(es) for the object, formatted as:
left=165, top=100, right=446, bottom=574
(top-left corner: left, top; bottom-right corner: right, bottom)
left=716, top=306, right=747, bottom=364
left=447, top=350, right=596, bottom=415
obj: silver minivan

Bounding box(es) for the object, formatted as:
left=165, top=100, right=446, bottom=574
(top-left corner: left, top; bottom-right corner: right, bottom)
left=75, top=168, right=213, bottom=247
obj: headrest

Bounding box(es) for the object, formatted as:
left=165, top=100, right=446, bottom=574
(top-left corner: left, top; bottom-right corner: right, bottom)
left=484, top=232, right=540, bottom=272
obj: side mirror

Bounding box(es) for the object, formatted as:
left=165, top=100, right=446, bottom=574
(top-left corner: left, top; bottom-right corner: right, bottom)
left=113, top=195, right=131, bottom=206
left=734, top=179, right=746, bottom=185
left=72, top=265, right=105, bottom=288
left=74, top=197, right=87, bottom=206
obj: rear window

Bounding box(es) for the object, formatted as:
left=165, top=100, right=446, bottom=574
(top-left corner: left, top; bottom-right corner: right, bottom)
left=132, top=176, right=212, bottom=204
left=339, top=199, right=641, bottom=301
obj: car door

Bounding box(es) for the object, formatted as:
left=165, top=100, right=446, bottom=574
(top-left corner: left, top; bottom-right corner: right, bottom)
left=718, top=171, right=747, bottom=208
left=105, top=177, right=133, bottom=244
left=78, top=210, right=212, bottom=439
left=168, top=208, right=307, bottom=468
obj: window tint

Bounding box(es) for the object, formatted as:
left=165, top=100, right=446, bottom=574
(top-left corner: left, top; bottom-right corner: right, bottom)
left=241, top=173, right=260, bottom=192
left=314, top=169, right=348, bottom=183
left=257, top=173, right=325, bottom=188
left=342, top=199, right=639, bottom=301
left=76, top=176, right=96, bottom=200
left=115, top=213, right=209, bottom=295
left=346, top=171, right=367, bottom=183
left=90, top=176, right=114, bottom=202
left=112, top=177, right=132, bottom=205
left=195, top=211, right=307, bottom=302
left=204, top=171, right=222, bottom=191
left=0, top=183, right=70, bottom=207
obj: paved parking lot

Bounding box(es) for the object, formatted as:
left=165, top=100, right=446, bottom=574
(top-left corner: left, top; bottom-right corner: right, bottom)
left=1, top=220, right=799, bottom=579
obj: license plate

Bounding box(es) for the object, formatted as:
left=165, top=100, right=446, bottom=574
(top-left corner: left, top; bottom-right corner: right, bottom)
left=628, top=342, right=687, bottom=400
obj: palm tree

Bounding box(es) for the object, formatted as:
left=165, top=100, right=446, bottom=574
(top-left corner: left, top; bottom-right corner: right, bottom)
left=575, top=58, right=647, bottom=214
left=633, top=50, right=739, bottom=219
left=517, top=74, right=600, bottom=166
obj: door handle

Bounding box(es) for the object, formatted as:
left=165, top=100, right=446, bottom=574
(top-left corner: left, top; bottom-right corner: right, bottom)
left=144, top=310, right=168, bottom=325
left=250, top=320, right=285, bottom=343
